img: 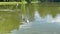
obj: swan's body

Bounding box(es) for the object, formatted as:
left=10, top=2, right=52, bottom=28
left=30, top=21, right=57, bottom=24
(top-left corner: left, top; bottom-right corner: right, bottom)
left=26, top=19, right=29, bottom=23
left=21, top=15, right=30, bottom=23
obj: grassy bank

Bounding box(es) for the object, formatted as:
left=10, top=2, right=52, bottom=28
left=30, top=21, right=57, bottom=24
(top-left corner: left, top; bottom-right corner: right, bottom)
left=0, top=2, right=27, bottom=5
left=0, top=1, right=39, bottom=5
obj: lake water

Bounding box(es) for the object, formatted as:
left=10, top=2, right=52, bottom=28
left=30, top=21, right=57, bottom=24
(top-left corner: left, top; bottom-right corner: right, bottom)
left=0, top=3, right=60, bottom=34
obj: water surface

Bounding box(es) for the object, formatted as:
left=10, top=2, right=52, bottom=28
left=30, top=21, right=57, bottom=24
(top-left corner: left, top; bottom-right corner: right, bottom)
left=0, top=3, right=60, bottom=34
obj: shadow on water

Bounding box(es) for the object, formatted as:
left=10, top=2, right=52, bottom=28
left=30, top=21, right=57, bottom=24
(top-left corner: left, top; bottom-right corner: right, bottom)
left=0, top=2, right=60, bottom=34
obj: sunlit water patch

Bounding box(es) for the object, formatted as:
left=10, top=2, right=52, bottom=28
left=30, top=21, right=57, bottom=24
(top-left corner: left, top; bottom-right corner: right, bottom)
left=11, top=11, right=60, bottom=34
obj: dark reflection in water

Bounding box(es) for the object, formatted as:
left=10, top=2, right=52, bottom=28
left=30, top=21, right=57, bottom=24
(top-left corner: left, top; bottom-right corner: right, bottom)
left=0, top=3, right=60, bottom=34
left=0, top=11, right=22, bottom=34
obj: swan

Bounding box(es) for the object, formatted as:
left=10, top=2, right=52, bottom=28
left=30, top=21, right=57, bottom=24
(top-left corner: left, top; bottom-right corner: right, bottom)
left=21, top=15, right=30, bottom=23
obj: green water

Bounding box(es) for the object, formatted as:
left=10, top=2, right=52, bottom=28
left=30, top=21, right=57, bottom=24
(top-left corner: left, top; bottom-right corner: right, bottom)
left=0, top=3, right=60, bottom=34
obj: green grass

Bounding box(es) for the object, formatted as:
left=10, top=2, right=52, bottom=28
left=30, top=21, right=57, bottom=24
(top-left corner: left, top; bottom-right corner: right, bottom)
left=0, top=2, right=27, bottom=5
left=0, top=1, right=40, bottom=5
left=31, top=1, right=39, bottom=3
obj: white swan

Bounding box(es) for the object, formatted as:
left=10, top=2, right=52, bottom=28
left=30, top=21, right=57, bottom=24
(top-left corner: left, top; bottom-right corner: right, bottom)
left=21, top=15, right=30, bottom=23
